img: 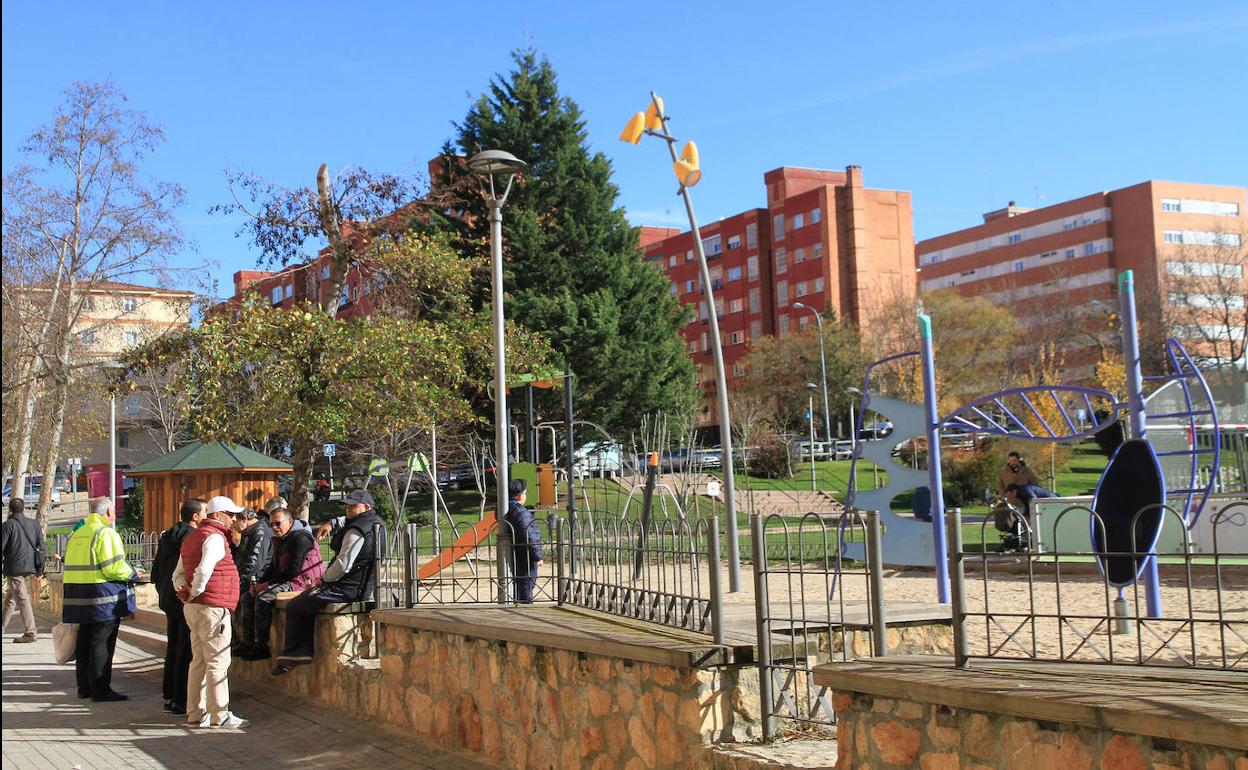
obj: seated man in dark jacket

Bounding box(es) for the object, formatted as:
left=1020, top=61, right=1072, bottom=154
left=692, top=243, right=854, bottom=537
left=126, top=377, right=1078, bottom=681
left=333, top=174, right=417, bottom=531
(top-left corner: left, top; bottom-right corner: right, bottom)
left=150, top=499, right=205, bottom=714
left=240, top=507, right=323, bottom=661
left=230, top=508, right=272, bottom=654
left=272, top=489, right=384, bottom=675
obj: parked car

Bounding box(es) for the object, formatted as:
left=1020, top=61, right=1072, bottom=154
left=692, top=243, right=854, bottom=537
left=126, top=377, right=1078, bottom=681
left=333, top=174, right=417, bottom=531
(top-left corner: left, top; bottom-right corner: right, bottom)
left=573, top=441, right=624, bottom=478
left=451, top=461, right=496, bottom=490
left=1, top=479, right=61, bottom=506
left=833, top=440, right=855, bottom=460
left=794, top=440, right=835, bottom=461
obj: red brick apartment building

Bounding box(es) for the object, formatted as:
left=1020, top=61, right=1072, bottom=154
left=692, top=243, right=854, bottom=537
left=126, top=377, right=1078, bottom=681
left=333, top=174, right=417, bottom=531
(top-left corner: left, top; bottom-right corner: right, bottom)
left=230, top=258, right=376, bottom=319
left=641, top=166, right=914, bottom=428
left=915, top=180, right=1246, bottom=379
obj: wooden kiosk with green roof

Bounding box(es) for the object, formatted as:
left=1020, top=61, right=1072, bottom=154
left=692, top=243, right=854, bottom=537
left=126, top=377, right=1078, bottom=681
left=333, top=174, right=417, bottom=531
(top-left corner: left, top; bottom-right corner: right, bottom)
left=126, top=441, right=292, bottom=531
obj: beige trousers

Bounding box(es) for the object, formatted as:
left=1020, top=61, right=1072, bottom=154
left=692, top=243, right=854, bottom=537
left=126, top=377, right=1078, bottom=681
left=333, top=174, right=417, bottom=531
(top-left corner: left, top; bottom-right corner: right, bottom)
left=2, top=575, right=36, bottom=635
left=184, top=603, right=232, bottom=722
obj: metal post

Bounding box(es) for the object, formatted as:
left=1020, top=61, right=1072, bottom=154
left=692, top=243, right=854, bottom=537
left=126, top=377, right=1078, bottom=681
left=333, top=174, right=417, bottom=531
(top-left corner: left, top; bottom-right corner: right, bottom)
left=797, top=303, right=833, bottom=446
left=555, top=517, right=565, bottom=606
left=808, top=391, right=817, bottom=492
left=865, top=510, right=887, bottom=657
left=633, top=454, right=659, bottom=580
left=946, top=507, right=968, bottom=667
left=109, top=392, right=117, bottom=513
left=649, top=91, right=742, bottom=592
left=707, top=516, right=724, bottom=645
left=919, top=314, right=951, bottom=604
left=488, top=200, right=511, bottom=605
left=563, top=372, right=577, bottom=577
left=328, top=453, right=335, bottom=493
left=1117, top=270, right=1162, bottom=618
left=525, top=385, right=536, bottom=463
left=750, top=513, right=774, bottom=739
left=403, top=524, right=417, bottom=608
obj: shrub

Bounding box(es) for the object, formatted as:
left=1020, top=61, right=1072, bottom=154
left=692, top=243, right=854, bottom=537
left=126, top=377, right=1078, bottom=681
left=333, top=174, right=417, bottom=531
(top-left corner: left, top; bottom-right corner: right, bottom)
left=749, top=434, right=792, bottom=479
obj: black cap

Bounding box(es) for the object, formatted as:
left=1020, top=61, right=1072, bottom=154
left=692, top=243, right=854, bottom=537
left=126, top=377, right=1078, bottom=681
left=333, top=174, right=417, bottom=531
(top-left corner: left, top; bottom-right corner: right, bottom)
left=345, top=489, right=375, bottom=508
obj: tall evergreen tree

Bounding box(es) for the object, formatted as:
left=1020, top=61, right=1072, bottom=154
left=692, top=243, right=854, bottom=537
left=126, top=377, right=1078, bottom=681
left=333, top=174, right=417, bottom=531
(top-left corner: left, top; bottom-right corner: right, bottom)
left=436, top=49, right=695, bottom=433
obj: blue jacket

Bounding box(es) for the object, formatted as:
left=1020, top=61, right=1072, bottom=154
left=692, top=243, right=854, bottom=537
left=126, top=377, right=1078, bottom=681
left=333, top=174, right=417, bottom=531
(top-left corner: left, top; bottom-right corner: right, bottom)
left=505, top=501, right=543, bottom=563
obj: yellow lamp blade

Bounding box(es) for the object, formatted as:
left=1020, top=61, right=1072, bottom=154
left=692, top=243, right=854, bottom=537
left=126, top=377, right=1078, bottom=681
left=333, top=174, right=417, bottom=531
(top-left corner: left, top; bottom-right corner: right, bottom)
left=680, top=140, right=699, bottom=166
left=673, top=159, right=702, bottom=187
left=644, top=96, right=665, bottom=131
left=619, top=112, right=646, bottom=144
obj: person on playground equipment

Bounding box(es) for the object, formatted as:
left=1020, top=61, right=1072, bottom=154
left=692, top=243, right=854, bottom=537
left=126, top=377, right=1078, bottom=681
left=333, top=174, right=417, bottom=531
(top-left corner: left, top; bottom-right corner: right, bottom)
left=504, top=479, right=543, bottom=604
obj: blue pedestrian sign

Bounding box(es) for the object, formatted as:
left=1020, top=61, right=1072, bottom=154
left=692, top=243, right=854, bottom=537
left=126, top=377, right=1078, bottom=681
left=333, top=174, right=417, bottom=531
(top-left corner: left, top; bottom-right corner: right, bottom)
left=323, top=443, right=336, bottom=458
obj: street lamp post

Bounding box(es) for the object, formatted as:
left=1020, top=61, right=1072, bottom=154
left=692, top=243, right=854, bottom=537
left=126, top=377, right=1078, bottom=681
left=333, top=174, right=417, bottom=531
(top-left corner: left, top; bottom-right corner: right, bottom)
left=101, top=361, right=127, bottom=515
left=806, top=383, right=818, bottom=492
left=620, top=92, right=744, bottom=592
left=467, top=149, right=528, bottom=605
left=793, top=302, right=832, bottom=446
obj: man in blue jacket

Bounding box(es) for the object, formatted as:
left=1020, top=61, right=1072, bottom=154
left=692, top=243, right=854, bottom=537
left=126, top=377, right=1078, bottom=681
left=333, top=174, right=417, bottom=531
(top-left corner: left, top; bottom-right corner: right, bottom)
left=504, top=480, right=543, bottom=604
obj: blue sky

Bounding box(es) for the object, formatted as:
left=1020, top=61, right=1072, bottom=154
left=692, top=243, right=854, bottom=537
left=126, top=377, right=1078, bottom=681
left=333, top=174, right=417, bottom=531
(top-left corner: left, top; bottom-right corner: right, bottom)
left=4, top=1, right=1246, bottom=296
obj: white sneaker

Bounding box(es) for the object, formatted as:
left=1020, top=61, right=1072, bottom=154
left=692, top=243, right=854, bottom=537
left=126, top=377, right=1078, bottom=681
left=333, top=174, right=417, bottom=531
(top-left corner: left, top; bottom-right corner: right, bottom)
left=187, top=715, right=210, bottom=728
left=212, top=712, right=249, bottom=729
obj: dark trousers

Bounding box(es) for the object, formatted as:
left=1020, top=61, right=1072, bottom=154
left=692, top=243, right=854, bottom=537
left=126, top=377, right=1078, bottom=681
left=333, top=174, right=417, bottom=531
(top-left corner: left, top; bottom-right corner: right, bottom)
left=252, top=582, right=291, bottom=654
left=75, top=618, right=121, bottom=698
left=235, top=589, right=256, bottom=649
left=281, top=587, right=341, bottom=658
left=511, top=551, right=538, bottom=604
left=162, top=602, right=192, bottom=706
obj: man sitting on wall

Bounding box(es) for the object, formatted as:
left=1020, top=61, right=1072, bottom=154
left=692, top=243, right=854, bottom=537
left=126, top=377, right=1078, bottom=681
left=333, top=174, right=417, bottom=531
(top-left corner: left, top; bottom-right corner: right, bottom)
left=239, top=507, right=323, bottom=661
left=272, top=489, right=384, bottom=675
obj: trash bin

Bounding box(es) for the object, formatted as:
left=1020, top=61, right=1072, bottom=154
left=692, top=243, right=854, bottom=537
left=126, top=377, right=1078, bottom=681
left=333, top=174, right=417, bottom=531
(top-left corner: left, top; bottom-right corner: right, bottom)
left=912, top=485, right=932, bottom=521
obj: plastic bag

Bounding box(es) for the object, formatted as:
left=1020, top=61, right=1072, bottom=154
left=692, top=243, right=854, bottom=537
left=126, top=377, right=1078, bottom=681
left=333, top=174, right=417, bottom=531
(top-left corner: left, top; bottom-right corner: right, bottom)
left=52, top=622, right=78, bottom=664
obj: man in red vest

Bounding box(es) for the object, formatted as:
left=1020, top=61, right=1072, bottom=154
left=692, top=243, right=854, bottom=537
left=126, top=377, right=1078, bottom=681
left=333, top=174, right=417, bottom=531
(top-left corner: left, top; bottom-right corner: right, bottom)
left=173, top=495, right=246, bottom=729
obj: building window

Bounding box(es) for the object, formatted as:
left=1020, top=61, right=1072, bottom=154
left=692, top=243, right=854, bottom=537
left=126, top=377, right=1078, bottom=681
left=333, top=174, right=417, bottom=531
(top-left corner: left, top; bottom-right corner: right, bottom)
left=814, top=277, right=825, bottom=293
left=730, top=331, right=744, bottom=345
left=1014, top=261, right=1024, bottom=273
left=1164, top=231, right=1183, bottom=244
left=811, top=208, right=821, bottom=224
left=1084, top=243, right=1097, bottom=256
left=794, top=247, right=806, bottom=263
left=688, top=340, right=698, bottom=353
left=700, top=332, right=708, bottom=350
left=1167, top=261, right=1243, bottom=278
left=321, top=265, right=330, bottom=280
left=748, top=288, right=761, bottom=314
left=1162, top=199, right=1182, bottom=212
left=669, top=284, right=678, bottom=295
left=117, top=432, right=130, bottom=449
left=776, top=248, right=788, bottom=274
left=747, top=256, right=759, bottom=280
left=339, top=284, right=350, bottom=307
left=699, top=301, right=708, bottom=321
left=792, top=212, right=804, bottom=230
left=82, top=296, right=95, bottom=311
left=776, top=280, right=789, bottom=307
left=795, top=281, right=808, bottom=298
left=686, top=250, right=694, bottom=262
left=728, top=235, right=742, bottom=250
left=121, top=297, right=138, bottom=313
left=715, top=298, right=725, bottom=317
left=727, top=266, right=743, bottom=282
left=778, top=315, right=789, bottom=336
left=285, top=284, right=293, bottom=299
left=80, top=330, right=96, bottom=345
left=732, top=362, right=746, bottom=377
left=1066, top=248, right=1076, bottom=259
left=746, top=223, right=758, bottom=249
left=123, top=331, right=139, bottom=346
left=729, top=298, right=744, bottom=313
left=812, top=242, right=823, bottom=260
left=682, top=280, right=692, bottom=293
left=773, top=214, right=785, bottom=240
left=702, top=234, right=722, bottom=256
left=1040, top=251, right=1057, bottom=260
left=1007, top=233, right=1022, bottom=245
left=271, top=286, right=284, bottom=304
left=750, top=319, right=762, bottom=340
left=123, top=395, right=140, bottom=415
left=798, top=315, right=809, bottom=331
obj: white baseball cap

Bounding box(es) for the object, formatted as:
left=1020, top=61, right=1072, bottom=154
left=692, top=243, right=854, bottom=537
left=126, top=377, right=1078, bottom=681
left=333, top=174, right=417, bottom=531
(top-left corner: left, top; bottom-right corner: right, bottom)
left=205, top=495, right=245, bottom=515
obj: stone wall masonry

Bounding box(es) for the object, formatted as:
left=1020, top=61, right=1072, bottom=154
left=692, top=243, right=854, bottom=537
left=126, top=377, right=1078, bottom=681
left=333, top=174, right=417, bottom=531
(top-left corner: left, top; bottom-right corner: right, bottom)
left=831, top=693, right=1247, bottom=770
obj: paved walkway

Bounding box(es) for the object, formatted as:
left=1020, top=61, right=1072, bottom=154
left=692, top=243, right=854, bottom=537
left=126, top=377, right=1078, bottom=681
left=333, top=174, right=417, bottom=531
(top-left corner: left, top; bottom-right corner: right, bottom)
left=2, top=616, right=491, bottom=770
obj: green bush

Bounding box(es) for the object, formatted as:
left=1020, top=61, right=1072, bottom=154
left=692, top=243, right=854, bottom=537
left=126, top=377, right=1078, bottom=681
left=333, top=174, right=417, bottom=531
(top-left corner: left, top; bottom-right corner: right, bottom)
left=118, top=480, right=145, bottom=533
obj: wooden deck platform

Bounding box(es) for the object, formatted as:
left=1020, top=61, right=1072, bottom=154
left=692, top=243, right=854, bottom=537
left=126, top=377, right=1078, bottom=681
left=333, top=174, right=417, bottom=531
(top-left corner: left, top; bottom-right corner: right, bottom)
left=813, top=655, right=1248, bottom=750
left=371, top=601, right=952, bottom=669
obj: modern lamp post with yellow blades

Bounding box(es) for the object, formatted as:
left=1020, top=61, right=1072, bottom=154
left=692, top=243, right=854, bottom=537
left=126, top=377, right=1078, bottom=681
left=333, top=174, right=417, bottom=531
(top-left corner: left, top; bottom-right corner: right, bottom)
left=620, top=92, right=743, bottom=593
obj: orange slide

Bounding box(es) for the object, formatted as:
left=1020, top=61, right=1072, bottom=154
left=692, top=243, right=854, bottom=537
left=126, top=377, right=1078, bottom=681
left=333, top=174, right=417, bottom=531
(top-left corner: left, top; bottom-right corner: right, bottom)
left=416, top=512, right=498, bottom=580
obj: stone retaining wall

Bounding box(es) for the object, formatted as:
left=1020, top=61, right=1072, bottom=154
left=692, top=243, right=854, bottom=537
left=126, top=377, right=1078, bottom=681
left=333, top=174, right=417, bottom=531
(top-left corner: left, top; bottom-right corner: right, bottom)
left=830, top=693, right=1247, bottom=769
left=34, top=575, right=158, bottom=617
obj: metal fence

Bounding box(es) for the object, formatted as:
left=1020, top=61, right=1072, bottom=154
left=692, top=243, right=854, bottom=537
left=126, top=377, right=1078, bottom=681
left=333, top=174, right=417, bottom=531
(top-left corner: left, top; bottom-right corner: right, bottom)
left=948, top=502, right=1248, bottom=671
left=42, top=529, right=160, bottom=575
left=752, top=510, right=887, bottom=738
left=556, top=513, right=723, bottom=640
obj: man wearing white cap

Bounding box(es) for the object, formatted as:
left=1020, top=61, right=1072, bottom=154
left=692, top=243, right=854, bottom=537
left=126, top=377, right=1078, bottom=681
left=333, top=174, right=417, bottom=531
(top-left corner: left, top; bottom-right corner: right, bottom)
left=173, top=495, right=247, bottom=728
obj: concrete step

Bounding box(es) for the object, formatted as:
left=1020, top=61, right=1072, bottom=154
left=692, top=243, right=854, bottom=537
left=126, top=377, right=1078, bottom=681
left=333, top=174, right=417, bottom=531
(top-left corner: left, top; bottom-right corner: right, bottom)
left=131, top=607, right=166, bottom=633
left=118, top=618, right=167, bottom=656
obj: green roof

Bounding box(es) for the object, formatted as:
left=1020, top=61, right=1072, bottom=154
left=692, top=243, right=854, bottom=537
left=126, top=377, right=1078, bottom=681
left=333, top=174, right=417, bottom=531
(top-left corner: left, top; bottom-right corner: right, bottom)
left=127, top=441, right=291, bottom=474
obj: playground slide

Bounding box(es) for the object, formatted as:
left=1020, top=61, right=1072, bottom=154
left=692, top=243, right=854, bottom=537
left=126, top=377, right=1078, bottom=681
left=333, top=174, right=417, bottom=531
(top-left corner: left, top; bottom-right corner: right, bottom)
left=416, top=512, right=499, bottom=580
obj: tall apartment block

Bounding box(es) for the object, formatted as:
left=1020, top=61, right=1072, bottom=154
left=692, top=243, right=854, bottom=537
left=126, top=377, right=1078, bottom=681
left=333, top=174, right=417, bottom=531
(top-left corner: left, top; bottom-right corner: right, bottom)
left=916, top=180, right=1246, bottom=379
left=641, top=166, right=914, bottom=428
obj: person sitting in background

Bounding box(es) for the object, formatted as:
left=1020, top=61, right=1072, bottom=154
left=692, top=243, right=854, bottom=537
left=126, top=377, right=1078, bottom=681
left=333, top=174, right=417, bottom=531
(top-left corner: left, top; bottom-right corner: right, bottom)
left=273, top=489, right=384, bottom=675
left=151, top=498, right=205, bottom=715
left=240, top=507, right=322, bottom=661
left=231, top=508, right=272, bottom=655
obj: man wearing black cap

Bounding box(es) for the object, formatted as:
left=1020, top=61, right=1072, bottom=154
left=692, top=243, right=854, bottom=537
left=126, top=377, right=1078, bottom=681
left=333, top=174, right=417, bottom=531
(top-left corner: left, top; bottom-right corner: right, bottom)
left=272, top=489, right=384, bottom=675
left=504, top=479, right=543, bottom=604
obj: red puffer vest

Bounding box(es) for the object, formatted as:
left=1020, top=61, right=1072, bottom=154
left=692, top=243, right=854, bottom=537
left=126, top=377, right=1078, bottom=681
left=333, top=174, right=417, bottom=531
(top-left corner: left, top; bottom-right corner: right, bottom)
left=180, top=519, right=241, bottom=610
